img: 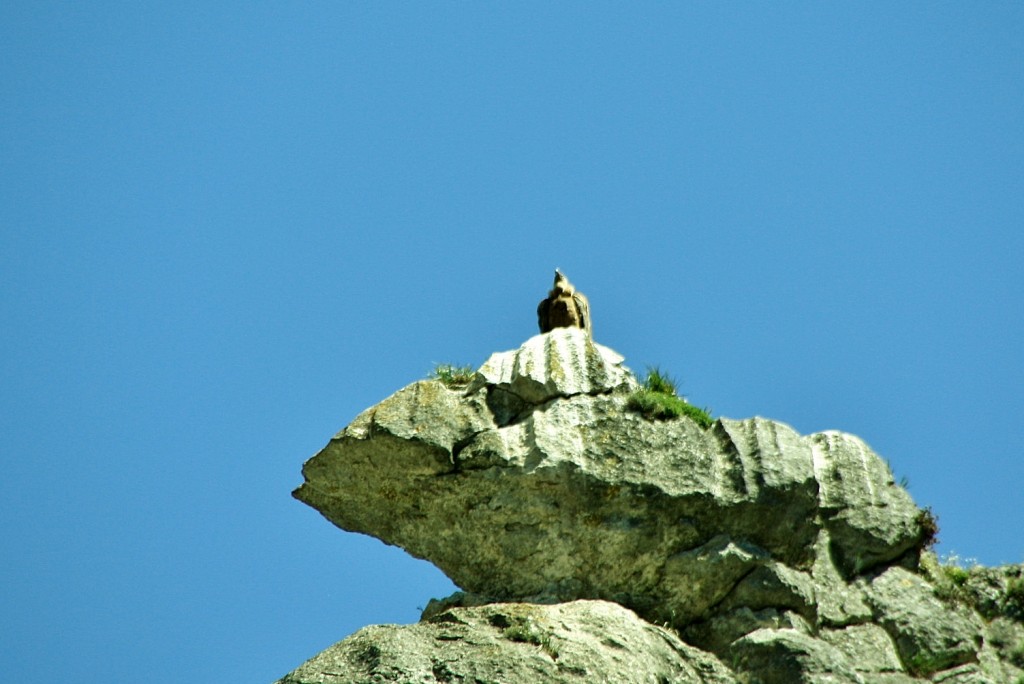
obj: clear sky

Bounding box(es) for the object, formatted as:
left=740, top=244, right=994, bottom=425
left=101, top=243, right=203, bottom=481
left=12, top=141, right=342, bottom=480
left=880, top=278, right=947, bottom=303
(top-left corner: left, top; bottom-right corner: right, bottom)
left=2, top=3, right=1022, bottom=683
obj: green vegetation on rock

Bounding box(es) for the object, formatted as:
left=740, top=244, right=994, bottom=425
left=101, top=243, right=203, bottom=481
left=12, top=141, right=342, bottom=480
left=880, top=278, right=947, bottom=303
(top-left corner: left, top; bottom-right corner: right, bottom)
left=430, top=363, right=475, bottom=388
left=916, top=506, right=940, bottom=552
left=1011, top=639, right=1024, bottom=668
left=627, top=367, right=713, bottom=428
left=920, top=550, right=1024, bottom=649
left=921, top=552, right=977, bottom=608
left=642, top=366, right=678, bottom=396
left=500, top=614, right=558, bottom=658
left=1007, top=576, right=1024, bottom=621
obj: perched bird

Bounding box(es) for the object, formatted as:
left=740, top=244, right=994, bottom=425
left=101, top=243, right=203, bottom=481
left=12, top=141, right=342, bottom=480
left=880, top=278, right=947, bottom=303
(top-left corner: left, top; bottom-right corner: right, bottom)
left=537, top=269, right=591, bottom=337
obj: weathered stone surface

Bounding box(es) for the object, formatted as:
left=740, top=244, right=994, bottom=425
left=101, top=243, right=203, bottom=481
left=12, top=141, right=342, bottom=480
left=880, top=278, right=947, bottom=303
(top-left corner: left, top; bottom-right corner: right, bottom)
left=285, top=332, right=1021, bottom=683
left=729, top=628, right=860, bottom=683
left=718, top=561, right=816, bottom=618
left=981, top=616, right=1024, bottom=682
left=685, top=607, right=812, bottom=655
left=927, top=663, right=996, bottom=683
left=810, top=431, right=922, bottom=576
left=274, top=600, right=737, bottom=684
left=661, top=535, right=770, bottom=623
left=857, top=674, right=918, bottom=683
left=812, top=529, right=874, bottom=627
left=468, top=327, right=634, bottom=410
left=819, top=624, right=904, bottom=676
left=295, top=331, right=929, bottom=634
left=865, top=568, right=982, bottom=676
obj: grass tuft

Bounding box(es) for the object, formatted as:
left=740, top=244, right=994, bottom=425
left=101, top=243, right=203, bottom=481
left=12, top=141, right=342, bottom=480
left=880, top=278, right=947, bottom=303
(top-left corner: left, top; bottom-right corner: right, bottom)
left=430, top=363, right=475, bottom=388
left=627, top=367, right=713, bottom=428
left=502, top=616, right=558, bottom=659
left=644, top=366, right=678, bottom=396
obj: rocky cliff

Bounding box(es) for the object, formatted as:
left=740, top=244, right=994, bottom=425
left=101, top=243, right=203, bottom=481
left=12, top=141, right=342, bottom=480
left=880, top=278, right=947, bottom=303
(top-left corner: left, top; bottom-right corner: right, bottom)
left=279, top=329, right=1024, bottom=683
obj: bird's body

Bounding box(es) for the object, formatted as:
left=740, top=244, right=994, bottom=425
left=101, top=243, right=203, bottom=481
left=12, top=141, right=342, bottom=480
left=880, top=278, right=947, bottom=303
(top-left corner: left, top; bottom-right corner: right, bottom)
left=537, top=270, right=591, bottom=337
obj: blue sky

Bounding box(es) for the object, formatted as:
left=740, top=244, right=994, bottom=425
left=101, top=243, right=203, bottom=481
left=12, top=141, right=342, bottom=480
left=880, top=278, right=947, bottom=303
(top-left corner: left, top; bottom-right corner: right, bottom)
left=2, top=3, right=1022, bottom=682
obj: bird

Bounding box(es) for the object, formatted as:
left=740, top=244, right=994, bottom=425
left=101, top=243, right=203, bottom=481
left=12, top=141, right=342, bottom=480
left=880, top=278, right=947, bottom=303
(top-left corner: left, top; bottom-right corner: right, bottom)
left=537, top=269, right=591, bottom=337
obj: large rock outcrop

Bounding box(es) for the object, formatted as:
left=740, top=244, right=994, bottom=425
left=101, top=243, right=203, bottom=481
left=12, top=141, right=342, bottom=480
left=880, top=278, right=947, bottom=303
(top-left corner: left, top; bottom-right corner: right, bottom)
left=278, top=600, right=736, bottom=684
left=281, top=329, right=1024, bottom=683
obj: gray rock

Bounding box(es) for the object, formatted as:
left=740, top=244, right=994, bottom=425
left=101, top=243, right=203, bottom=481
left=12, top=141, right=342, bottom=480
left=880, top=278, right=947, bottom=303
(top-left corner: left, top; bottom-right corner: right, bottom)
left=295, top=332, right=926, bottom=634
left=286, top=332, right=1018, bottom=683
left=819, top=624, right=903, bottom=675
left=865, top=567, right=982, bottom=677
left=729, top=628, right=862, bottom=683
left=274, top=600, right=738, bottom=684
left=718, top=561, right=817, bottom=618
left=809, top=431, right=922, bottom=576
left=661, top=535, right=770, bottom=623
left=812, top=529, right=874, bottom=627
left=685, top=607, right=812, bottom=655
left=857, top=675, right=918, bottom=684
left=979, top=616, right=1024, bottom=682
left=419, top=590, right=518, bottom=622
left=469, top=328, right=635, bottom=408
left=927, top=663, right=996, bottom=683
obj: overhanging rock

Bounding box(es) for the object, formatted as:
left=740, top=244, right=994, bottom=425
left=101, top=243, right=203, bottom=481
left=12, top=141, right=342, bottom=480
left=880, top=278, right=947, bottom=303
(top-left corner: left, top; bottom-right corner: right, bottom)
left=284, top=330, right=1024, bottom=682
left=293, top=330, right=925, bottom=630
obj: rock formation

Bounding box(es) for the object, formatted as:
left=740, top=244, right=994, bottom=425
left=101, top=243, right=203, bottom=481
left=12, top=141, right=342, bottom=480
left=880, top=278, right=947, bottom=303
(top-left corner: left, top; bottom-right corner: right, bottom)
left=537, top=270, right=591, bottom=337
left=279, top=328, right=1024, bottom=683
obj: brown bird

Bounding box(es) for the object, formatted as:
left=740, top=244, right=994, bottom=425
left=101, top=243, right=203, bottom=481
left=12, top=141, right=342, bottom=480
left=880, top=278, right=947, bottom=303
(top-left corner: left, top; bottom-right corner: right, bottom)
left=537, top=269, right=591, bottom=337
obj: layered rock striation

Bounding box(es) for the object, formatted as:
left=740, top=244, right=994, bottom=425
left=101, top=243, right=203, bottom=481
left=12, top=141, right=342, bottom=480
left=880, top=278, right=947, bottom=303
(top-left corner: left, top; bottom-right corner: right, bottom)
left=281, top=329, right=1023, bottom=683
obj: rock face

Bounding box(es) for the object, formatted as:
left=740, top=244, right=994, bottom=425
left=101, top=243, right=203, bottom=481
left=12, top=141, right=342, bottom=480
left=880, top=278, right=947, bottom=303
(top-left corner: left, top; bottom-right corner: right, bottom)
left=281, top=329, right=1024, bottom=683
left=277, top=600, right=736, bottom=684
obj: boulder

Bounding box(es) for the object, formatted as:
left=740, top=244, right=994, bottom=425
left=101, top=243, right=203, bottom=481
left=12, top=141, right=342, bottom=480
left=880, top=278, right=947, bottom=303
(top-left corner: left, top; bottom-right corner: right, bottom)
left=294, top=330, right=923, bottom=631
left=864, top=567, right=982, bottom=676
left=285, top=331, right=1020, bottom=683
left=274, top=600, right=737, bottom=684
left=819, top=623, right=906, bottom=679
left=810, top=431, right=922, bottom=576
left=729, top=628, right=860, bottom=683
